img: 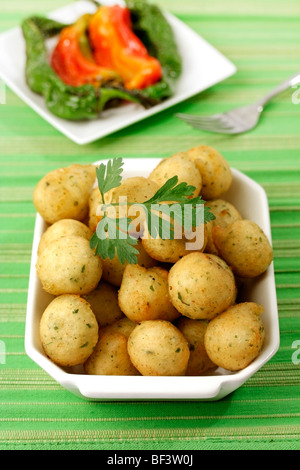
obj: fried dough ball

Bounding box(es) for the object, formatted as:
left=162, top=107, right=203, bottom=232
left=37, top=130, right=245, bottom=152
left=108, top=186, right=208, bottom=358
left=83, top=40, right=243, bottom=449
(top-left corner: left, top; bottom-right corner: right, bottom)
left=99, top=316, right=137, bottom=339
left=40, top=295, right=98, bottom=367
left=204, top=302, right=265, bottom=371
left=111, top=176, right=159, bottom=204
left=102, top=239, right=157, bottom=287
left=212, top=219, right=273, bottom=278
left=84, top=332, right=140, bottom=376
left=118, top=265, right=180, bottom=323
left=142, top=223, right=207, bottom=263
left=204, top=199, right=242, bottom=255
left=110, top=176, right=160, bottom=235
left=142, top=237, right=194, bottom=264
left=38, top=219, right=93, bottom=256
left=83, top=282, right=123, bottom=327
left=149, top=152, right=202, bottom=197
left=127, top=320, right=190, bottom=376
left=36, top=236, right=102, bottom=296
left=33, top=164, right=96, bottom=224
left=88, top=177, right=159, bottom=234
left=187, top=146, right=232, bottom=200
left=168, top=252, right=237, bottom=320
left=88, top=187, right=103, bottom=232
left=176, top=317, right=217, bottom=375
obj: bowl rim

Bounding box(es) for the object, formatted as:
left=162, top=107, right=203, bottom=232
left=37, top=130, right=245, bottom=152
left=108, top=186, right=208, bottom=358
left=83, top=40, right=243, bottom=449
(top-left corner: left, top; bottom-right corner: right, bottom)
left=25, top=161, right=280, bottom=400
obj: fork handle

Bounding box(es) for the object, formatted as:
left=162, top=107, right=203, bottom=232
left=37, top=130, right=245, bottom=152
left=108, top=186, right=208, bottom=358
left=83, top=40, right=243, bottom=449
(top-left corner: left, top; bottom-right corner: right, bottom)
left=255, top=71, right=300, bottom=109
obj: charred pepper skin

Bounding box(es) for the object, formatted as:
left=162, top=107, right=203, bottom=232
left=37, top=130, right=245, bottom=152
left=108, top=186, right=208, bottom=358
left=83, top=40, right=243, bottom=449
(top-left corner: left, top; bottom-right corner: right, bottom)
left=22, top=16, right=151, bottom=120
left=125, top=0, right=182, bottom=101
left=22, top=16, right=102, bottom=120
left=21, top=0, right=182, bottom=121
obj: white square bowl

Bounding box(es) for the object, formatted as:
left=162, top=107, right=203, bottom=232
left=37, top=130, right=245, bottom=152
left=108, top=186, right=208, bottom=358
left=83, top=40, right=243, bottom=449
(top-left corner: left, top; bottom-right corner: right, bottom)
left=25, top=158, right=280, bottom=400
left=0, top=0, right=236, bottom=145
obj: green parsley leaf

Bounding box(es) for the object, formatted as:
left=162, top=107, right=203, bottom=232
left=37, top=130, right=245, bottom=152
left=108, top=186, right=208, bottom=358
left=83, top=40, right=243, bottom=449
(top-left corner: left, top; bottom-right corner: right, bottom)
left=96, top=157, right=123, bottom=203
left=90, top=158, right=216, bottom=265
left=145, top=175, right=196, bottom=204
left=90, top=216, right=139, bottom=265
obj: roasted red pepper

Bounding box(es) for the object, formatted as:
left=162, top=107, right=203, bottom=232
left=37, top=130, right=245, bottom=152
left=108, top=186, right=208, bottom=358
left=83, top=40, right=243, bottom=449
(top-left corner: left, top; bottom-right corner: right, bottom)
left=88, top=6, right=162, bottom=90
left=51, top=14, right=122, bottom=87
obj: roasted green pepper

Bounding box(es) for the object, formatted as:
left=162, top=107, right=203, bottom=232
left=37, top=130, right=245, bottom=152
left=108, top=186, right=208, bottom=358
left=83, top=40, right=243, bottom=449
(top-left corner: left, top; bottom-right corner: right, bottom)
left=22, top=16, right=151, bottom=120
left=125, top=0, right=182, bottom=101
left=21, top=0, right=182, bottom=121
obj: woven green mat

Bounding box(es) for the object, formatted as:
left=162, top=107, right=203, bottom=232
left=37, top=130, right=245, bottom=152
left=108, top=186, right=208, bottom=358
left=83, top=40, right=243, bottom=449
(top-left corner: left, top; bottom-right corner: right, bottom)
left=0, top=0, right=300, bottom=451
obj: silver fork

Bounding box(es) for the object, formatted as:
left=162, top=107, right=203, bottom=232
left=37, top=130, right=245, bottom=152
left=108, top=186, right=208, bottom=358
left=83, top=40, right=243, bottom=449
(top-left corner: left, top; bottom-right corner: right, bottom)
left=175, top=72, right=300, bottom=134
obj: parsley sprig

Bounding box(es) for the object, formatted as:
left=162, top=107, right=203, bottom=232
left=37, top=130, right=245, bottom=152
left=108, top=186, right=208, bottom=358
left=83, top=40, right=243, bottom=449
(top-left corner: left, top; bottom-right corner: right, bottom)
left=95, top=157, right=124, bottom=204
left=90, top=158, right=215, bottom=264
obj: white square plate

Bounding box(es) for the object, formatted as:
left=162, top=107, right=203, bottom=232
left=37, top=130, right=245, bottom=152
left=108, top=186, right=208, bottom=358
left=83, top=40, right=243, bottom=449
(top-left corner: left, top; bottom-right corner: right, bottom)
left=0, top=0, right=236, bottom=145
left=25, top=159, right=280, bottom=401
